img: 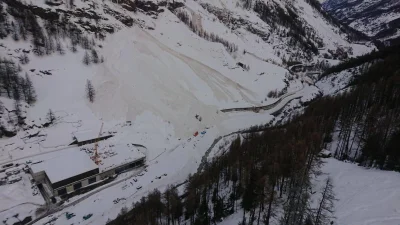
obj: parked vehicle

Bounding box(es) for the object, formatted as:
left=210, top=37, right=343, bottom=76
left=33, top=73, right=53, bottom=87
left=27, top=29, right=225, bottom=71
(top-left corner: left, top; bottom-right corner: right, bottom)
left=83, top=214, right=93, bottom=220
left=7, top=175, right=22, bottom=184
left=65, top=212, right=76, bottom=220
left=2, top=163, right=14, bottom=169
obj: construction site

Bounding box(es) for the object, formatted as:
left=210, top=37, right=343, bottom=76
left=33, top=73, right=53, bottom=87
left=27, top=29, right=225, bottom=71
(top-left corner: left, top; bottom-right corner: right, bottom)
left=29, top=124, right=146, bottom=200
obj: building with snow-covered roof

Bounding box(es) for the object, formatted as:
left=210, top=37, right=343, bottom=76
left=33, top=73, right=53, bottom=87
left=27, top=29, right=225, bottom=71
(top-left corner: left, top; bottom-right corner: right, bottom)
left=30, top=144, right=146, bottom=197
left=30, top=148, right=100, bottom=196
left=70, top=130, right=113, bottom=146
left=98, top=143, right=146, bottom=176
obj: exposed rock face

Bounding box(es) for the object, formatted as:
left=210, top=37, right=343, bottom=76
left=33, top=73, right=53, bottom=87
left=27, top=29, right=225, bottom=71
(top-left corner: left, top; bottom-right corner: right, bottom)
left=4, top=0, right=59, bottom=20
left=323, top=0, right=400, bottom=44
left=103, top=5, right=134, bottom=27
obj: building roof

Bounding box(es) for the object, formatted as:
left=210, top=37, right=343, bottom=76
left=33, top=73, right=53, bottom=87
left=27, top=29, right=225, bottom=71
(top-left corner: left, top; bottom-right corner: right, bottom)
left=98, top=144, right=145, bottom=173
left=73, top=130, right=111, bottom=142
left=30, top=148, right=98, bottom=184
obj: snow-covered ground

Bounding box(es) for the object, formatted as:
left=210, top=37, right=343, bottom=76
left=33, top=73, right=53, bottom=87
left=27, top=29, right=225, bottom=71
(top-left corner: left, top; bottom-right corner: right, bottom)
left=320, top=158, right=400, bottom=225
left=0, top=0, right=377, bottom=223
left=0, top=172, right=44, bottom=224
left=215, top=157, right=400, bottom=225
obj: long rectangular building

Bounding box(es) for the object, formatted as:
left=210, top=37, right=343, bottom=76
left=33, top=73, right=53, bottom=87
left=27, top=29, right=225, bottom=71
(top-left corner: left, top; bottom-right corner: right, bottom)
left=30, top=144, right=145, bottom=197
left=30, top=149, right=100, bottom=196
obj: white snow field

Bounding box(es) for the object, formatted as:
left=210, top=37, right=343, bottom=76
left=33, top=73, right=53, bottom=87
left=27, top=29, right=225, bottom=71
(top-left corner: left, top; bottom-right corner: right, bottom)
left=0, top=0, right=377, bottom=224
left=213, top=157, right=400, bottom=225
left=321, top=158, right=400, bottom=225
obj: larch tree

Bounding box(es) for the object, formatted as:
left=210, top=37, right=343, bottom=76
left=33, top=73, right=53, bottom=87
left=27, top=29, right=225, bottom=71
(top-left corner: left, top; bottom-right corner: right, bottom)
left=46, top=109, right=56, bottom=124
left=314, top=177, right=335, bottom=225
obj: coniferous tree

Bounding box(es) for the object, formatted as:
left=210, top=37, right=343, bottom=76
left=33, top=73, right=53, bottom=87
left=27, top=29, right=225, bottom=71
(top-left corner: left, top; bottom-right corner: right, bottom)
left=12, top=28, right=19, bottom=41
left=20, top=53, right=30, bottom=65
left=91, top=49, right=99, bottom=64
left=83, top=51, right=91, bottom=65
left=0, top=100, right=3, bottom=115
left=86, top=79, right=95, bottom=102
left=56, top=41, right=65, bottom=55
left=14, top=100, right=24, bottom=126
left=71, top=40, right=78, bottom=53
left=19, top=23, right=27, bottom=41
left=24, top=73, right=36, bottom=104
left=196, top=188, right=210, bottom=225
left=12, top=83, right=20, bottom=101
left=314, top=177, right=335, bottom=225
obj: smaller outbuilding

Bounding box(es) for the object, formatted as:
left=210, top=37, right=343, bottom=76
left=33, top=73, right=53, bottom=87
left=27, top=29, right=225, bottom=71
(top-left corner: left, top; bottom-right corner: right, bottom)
left=70, top=130, right=113, bottom=146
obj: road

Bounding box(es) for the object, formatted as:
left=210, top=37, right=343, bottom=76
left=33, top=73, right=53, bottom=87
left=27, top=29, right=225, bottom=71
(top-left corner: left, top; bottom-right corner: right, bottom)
left=27, top=168, right=145, bottom=225
left=220, top=83, right=304, bottom=113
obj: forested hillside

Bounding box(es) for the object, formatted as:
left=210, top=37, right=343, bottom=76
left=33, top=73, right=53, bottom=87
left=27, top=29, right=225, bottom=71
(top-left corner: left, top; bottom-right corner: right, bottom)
left=108, top=45, right=400, bottom=225
left=323, top=0, right=400, bottom=45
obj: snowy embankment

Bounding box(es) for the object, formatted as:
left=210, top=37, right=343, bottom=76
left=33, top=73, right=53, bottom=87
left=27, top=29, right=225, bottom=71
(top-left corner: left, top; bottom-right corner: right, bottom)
left=320, top=158, right=400, bottom=225
left=213, top=158, right=400, bottom=225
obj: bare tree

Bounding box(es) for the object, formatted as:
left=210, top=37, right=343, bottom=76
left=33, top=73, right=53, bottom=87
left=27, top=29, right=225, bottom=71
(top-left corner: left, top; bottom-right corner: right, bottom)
left=46, top=109, right=56, bottom=124
left=314, top=177, right=335, bottom=225
left=86, top=79, right=95, bottom=102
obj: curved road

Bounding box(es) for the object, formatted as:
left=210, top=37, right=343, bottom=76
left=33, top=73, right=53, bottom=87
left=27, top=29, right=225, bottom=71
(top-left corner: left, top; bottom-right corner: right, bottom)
left=220, top=83, right=304, bottom=113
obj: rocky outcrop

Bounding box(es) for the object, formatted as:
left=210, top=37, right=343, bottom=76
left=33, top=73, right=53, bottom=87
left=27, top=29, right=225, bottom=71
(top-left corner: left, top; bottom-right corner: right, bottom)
left=4, top=0, right=59, bottom=20
left=103, top=5, right=134, bottom=27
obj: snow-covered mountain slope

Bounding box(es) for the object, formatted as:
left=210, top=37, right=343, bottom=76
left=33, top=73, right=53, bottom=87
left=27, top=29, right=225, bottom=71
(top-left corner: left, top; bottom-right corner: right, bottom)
left=0, top=0, right=374, bottom=224
left=218, top=156, right=400, bottom=225
left=315, top=158, right=400, bottom=225
left=323, top=0, right=400, bottom=44
left=0, top=0, right=372, bottom=136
